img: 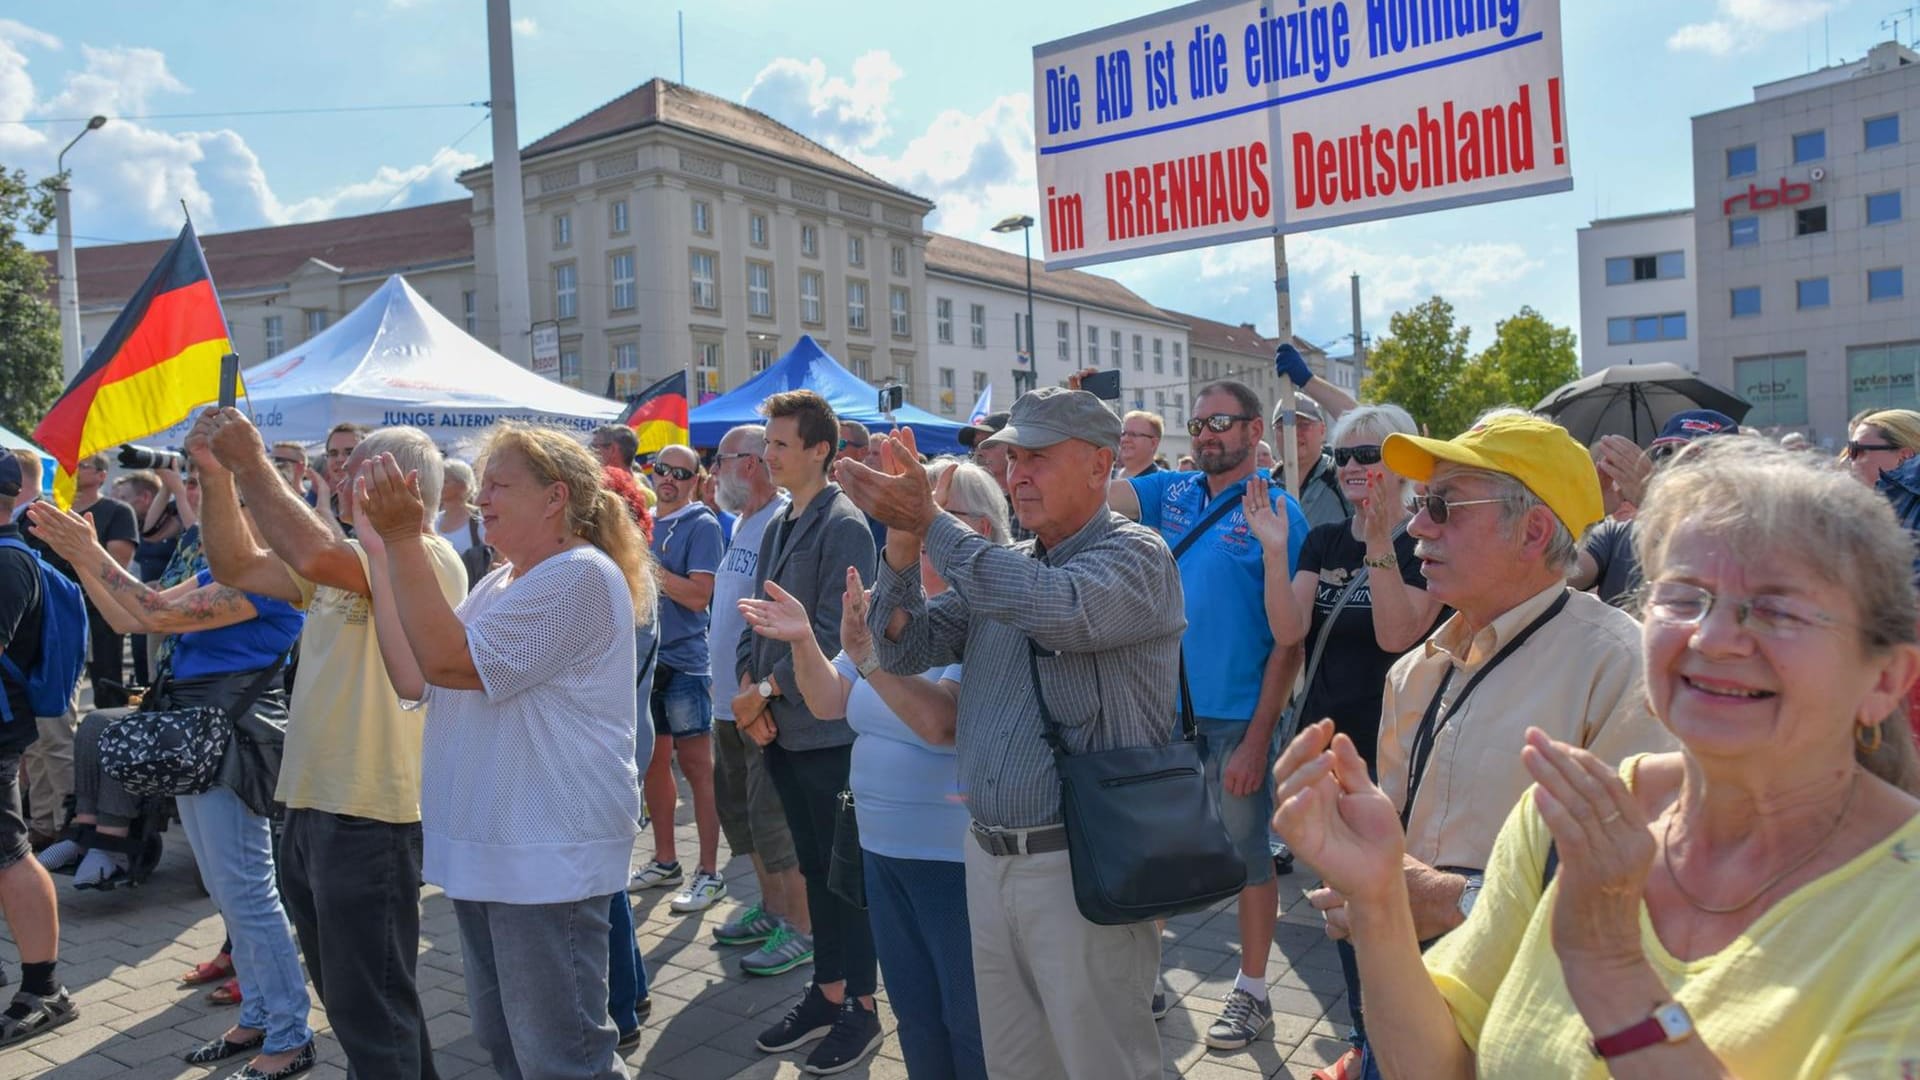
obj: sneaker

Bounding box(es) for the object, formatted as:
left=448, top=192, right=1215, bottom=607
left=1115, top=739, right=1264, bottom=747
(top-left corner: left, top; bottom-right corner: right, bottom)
left=755, top=983, right=838, bottom=1053
left=802, top=998, right=882, bottom=1075
left=714, top=904, right=781, bottom=946
left=668, top=869, right=728, bottom=913
left=1151, top=974, right=1171, bottom=1020
left=1204, top=988, right=1274, bottom=1050
left=627, top=860, right=683, bottom=892
left=741, top=924, right=815, bottom=977
left=1312, top=1046, right=1365, bottom=1080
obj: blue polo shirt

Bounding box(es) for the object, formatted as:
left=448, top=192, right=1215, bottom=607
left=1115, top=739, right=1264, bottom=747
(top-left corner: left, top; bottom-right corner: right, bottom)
left=1131, top=469, right=1307, bottom=723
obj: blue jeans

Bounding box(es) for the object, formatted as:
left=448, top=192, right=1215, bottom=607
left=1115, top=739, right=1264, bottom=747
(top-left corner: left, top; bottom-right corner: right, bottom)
left=863, top=852, right=987, bottom=1080
left=1195, top=717, right=1279, bottom=886
left=611, top=667, right=654, bottom=1034
left=175, top=786, right=313, bottom=1053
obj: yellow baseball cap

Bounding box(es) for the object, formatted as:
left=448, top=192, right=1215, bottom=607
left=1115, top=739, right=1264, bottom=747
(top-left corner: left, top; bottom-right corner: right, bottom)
left=1382, top=413, right=1604, bottom=538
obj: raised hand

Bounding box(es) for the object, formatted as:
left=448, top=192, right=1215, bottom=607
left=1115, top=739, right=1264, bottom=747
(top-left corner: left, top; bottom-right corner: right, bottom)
left=184, top=410, right=228, bottom=478
left=1354, top=471, right=1399, bottom=547
left=24, top=503, right=103, bottom=564
left=202, top=407, right=268, bottom=471
left=739, top=580, right=814, bottom=644
left=1593, top=435, right=1653, bottom=508
left=350, top=462, right=386, bottom=557
left=355, top=453, right=426, bottom=543
left=1274, top=343, right=1315, bottom=388
left=1271, top=720, right=1405, bottom=901
left=1521, top=727, right=1654, bottom=966
left=840, top=565, right=875, bottom=662
left=1241, top=474, right=1290, bottom=552
left=834, top=427, right=938, bottom=534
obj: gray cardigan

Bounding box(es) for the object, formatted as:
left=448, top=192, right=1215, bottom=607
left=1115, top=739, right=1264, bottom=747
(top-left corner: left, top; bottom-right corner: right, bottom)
left=735, top=484, right=877, bottom=751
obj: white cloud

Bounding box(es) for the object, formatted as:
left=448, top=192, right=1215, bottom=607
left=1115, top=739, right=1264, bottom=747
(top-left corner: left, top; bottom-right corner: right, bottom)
left=45, top=44, right=184, bottom=116
left=0, top=18, right=60, bottom=52
left=741, top=50, right=902, bottom=152
left=1669, top=0, right=1836, bottom=55
left=512, top=16, right=537, bottom=38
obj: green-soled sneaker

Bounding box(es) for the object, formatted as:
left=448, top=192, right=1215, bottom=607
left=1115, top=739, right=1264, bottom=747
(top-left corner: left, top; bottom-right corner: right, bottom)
left=740, top=923, right=815, bottom=977
left=714, top=904, right=780, bottom=946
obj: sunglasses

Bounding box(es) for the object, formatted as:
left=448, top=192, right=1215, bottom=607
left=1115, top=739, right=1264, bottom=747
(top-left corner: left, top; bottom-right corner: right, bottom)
left=651, top=463, right=697, bottom=482
left=1404, top=492, right=1505, bottom=524
left=1846, top=441, right=1901, bottom=456
left=838, top=439, right=868, bottom=451
left=273, top=456, right=304, bottom=468
left=1186, top=413, right=1256, bottom=437
left=1332, top=445, right=1383, bottom=467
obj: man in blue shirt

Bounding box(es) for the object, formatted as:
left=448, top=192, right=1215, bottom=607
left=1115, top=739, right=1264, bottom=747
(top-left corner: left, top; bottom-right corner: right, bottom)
left=1107, top=377, right=1307, bottom=1054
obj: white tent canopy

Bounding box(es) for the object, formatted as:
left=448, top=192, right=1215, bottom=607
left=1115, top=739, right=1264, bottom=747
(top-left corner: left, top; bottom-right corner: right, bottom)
left=197, top=275, right=621, bottom=447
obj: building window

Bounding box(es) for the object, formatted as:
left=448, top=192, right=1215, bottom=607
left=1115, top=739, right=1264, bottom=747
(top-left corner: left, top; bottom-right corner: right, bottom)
left=695, top=342, right=722, bottom=399
left=936, top=298, right=954, bottom=343
left=553, top=212, right=572, bottom=248
left=1865, top=114, right=1900, bottom=150
left=305, top=309, right=328, bottom=337
left=751, top=343, right=776, bottom=373
left=849, top=351, right=871, bottom=380
left=973, top=370, right=988, bottom=395
left=460, top=292, right=476, bottom=334
left=1057, top=320, right=1071, bottom=362
left=1795, top=278, right=1830, bottom=310
left=1795, top=206, right=1827, bottom=236
left=1154, top=390, right=1166, bottom=416
left=1728, top=216, right=1759, bottom=247
left=552, top=263, right=578, bottom=319
left=1087, top=326, right=1099, bottom=366
left=1737, top=353, right=1808, bottom=426
left=749, top=212, right=768, bottom=248
left=611, top=341, right=640, bottom=397
left=800, top=271, right=823, bottom=324
left=748, top=262, right=773, bottom=318
left=1848, top=342, right=1920, bottom=414
left=1153, top=338, right=1165, bottom=374
left=890, top=287, right=911, bottom=337
left=1867, top=191, right=1903, bottom=226
left=1730, top=286, right=1762, bottom=318
left=689, top=251, right=717, bottom=311
left=1869, top=267, right=1906, bottom=302
left=938, top=367, right=956, bottom=415
left=558, top=348, right=582, bottom=388
left=801, top=224, right=819, bottom=257
left=610, top=253, right=636, bottom=311
left=1130, top=334, right=1142, bottom=371
left=1791, top=130, right=1825, bottom=163
left=1173, top=342, right=1183, bottom=376
left=691, top=199, right=712, bottom=235
left=1726, top=144, right=1757, bottom=178
left=1605, top=251, right=1686, bottom=285
left=1171, top=392, right=1184, bottom=425
left=610, top=199, right=629, bottom=235
left=891, top=245, right=907, bottom=276
left=847, top=280, right=868, bottom=331
left=848, top=235, right=865, bottom=267
left=970, top=304, right=987, bottom=348
left=1606, top=313, right=1688, bottom=343
left=1111, top=330, right=1123, bottom=370
left=264, top=315, right=284, bottom=355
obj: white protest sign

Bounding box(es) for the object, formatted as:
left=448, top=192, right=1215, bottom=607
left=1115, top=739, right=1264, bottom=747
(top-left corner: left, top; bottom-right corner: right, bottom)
left=1033, top=0, right=1570, bottom=269
left=530, top=322, right=560, bottom=378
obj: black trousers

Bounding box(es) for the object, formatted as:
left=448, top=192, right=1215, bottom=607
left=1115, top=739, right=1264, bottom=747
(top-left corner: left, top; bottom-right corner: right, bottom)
left=86, top=605, right=128, bottom=708
left=279, top=809, right=440, bottom=1080
left=763, top=741, right=877, bottom=996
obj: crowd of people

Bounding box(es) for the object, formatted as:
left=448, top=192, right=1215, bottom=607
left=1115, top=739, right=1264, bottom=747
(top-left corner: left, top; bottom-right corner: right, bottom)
left=2, top=343, right=1918, bottom=1079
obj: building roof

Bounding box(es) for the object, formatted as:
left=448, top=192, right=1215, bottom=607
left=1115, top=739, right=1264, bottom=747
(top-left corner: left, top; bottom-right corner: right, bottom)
left=49, top=199, right=475, bottom=307
left=467, top=78, right=928, bottom=207
left=924, top=233, right=1176, bottom=324
left=1582, top=208, right=1694, bottom=229
left=1162, top=308, right=1322, bottom=360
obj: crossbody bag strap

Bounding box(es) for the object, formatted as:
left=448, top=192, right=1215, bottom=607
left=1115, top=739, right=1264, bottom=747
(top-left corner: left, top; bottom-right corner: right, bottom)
left=1169, top=490, right=1245, bottom=562
left=224, top=653, right=291, bottom=724
left=1400, top=590, right=1570, bottom=830
left=1284, top=567, right=1373, bottom=745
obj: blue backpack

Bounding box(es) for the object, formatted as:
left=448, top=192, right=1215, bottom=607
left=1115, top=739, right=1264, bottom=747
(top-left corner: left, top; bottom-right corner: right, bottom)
left=0, top=536, right=89, bottom=724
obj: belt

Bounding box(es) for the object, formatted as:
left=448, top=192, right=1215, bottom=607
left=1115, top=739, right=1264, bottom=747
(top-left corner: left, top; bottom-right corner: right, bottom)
left=969, top=821, right=1069, bottom=857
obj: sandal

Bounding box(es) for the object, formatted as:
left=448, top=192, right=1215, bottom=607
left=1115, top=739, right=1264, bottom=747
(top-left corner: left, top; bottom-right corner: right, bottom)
left=0, top=988, right=79, bottom=1048
left=208, top=978, right=243, bottom=1006
left=181, top=953, right=236, bottom=986
left=185, top=1030, right=265, bottom=1063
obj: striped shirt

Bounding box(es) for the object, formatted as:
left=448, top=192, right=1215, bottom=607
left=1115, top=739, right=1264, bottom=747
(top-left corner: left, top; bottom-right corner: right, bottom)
left=868, top=508, right=1186, bottom=829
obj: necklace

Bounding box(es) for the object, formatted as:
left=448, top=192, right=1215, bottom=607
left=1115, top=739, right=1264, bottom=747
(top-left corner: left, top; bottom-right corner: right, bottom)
left=1661, top=768, right=1860, bottom=916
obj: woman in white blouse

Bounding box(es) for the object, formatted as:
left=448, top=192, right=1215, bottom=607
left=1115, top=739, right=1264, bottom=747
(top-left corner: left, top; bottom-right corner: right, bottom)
left=358, top=424, right=655, bottom=1080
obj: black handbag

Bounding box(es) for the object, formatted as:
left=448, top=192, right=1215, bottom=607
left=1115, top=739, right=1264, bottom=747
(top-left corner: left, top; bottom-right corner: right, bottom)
left=827, top=789, right=867, bottom=910
left=100, top=658, right=287, bottom=799
left=1028, top=643, right=1247, bottom=925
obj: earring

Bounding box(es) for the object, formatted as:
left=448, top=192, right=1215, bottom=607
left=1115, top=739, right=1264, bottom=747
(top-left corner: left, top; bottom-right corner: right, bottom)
left=1857, top=722, right=1884, bottom=754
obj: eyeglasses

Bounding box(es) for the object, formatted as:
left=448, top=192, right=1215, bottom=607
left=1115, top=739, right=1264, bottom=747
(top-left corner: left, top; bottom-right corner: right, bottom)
left=838, top=439, right=868, bottom=452
left=1333, top=445, right=1383, bottom=467
left=273, top=456, right=303, bottom=468
left=651, top=463, right=697, bottom=482
left=1119, top=429, right=1159, bottom=441
left=1644, top=581, right=1842, bottom=640
left=1186, top=413, right=1256, bottom=437
left=713, top=452, right=759, bottom=464
left=1846, top=441, right=1901, bottom=457
left=1404, top=492, right=1505, bottom=524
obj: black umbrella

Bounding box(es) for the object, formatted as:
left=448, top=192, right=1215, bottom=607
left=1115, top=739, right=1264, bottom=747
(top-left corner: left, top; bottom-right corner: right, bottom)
left=1534, top=363, right=1751, bottom=447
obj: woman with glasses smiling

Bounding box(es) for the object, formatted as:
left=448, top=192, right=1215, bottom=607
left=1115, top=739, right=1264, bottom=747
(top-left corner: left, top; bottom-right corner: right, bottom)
left=1273, top=437, right=1920, bottom=1079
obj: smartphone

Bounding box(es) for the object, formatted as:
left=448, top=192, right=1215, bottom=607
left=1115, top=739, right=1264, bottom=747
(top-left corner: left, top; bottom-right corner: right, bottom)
left=877, top=385, right=905, bottom=414
left=218, top=353, right=240, bottom=409
left=1082, top=369, right=1122, bottom=401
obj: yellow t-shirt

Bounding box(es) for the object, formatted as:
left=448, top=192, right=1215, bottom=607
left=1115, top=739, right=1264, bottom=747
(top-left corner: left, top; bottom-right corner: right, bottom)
left=276, top=536, right=467, bottom=823
left=1426, top=762, right=1920, bottom=1079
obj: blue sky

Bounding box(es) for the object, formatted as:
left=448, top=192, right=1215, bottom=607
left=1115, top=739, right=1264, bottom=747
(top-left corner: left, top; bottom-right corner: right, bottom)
left=4, top=1, right=1902, bottom=359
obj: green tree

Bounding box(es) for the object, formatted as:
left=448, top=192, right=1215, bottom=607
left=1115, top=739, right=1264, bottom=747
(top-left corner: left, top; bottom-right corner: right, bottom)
left=1465, top=306, right=1579, bottom=413
left=1359, top=296, right=1474, bottom=437
left=0, top=165, right=63, bottom=436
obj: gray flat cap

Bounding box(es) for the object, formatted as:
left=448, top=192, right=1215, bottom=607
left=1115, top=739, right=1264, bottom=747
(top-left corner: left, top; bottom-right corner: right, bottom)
left=981, top=387, right=1120, bottom=452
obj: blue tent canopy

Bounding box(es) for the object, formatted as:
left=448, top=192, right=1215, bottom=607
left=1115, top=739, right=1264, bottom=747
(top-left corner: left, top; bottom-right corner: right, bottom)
left=689, top=335, right=968, bottom=455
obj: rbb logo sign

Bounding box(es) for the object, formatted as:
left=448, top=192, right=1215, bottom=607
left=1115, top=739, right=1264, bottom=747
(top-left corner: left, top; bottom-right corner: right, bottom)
left=1724, top=177, right=1817, bottom=215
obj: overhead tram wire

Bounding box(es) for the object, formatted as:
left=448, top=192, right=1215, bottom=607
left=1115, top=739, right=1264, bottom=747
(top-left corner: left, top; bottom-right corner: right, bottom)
left=5, top=101, right=489, bottom=125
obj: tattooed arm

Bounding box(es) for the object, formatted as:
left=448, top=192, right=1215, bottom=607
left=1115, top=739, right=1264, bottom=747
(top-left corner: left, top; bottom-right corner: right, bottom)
left=79, top=555, right=260, bottom=635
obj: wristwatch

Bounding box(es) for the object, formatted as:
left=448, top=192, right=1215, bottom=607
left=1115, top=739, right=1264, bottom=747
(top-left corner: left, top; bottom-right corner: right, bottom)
left=757, top=678, right=777, bottom=700
left=1455, top=875, right=1484, bottom=919
left=855, top=652, right=882, bottom=679
left=1590, top=1001, right=1694, bottom=1059
left=1363, top=552, right=1398, bottom=570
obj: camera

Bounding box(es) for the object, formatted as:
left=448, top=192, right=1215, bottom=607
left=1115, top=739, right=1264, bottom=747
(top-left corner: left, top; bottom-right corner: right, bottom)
left=118, top=444, right=185, bottom=471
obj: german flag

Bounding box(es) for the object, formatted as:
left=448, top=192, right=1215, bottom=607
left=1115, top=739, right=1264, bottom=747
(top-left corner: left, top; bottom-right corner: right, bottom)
left=618, top=370, right=690, bottom=455
left=33, top=222, right=232, bottom=507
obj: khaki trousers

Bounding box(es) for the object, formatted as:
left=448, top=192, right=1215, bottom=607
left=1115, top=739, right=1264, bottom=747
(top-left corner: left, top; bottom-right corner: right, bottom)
left=963, top=842, right=1162, bottom=1080
left=22, top=709, right=77, bottom=836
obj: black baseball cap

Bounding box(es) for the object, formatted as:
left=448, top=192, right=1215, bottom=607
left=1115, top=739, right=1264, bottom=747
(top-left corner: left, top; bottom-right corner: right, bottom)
left=958, top=411, right=1010, bottom=449
left=0, top=452, right=21, bottom=498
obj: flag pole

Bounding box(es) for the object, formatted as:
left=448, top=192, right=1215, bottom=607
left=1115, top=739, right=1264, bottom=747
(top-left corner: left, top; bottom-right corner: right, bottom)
left=1273, top=234, right=1299, bottom=498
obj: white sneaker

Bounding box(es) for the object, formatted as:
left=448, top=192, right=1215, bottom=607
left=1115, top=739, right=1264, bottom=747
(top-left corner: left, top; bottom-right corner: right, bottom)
left=628, top=860, right=684, bottom=892
left=669, top=869, right=728, bottom=913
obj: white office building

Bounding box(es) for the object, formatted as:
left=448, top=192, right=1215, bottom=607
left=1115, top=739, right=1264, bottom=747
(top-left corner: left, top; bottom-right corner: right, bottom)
left=1575, top=209, right=1698, bottom=374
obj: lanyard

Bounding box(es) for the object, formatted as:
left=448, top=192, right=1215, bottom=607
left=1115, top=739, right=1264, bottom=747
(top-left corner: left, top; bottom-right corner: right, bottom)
left=1400, top=591, right=1569, bottom=830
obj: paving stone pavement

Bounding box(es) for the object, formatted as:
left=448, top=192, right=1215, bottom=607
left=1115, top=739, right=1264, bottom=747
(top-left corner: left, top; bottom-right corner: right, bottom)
left=3, top=781, right=1352, bottom=1078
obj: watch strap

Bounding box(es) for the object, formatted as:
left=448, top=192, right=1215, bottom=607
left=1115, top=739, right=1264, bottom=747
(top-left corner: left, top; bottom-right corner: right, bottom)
left=855, top=652, right=882, bottom=679
left=1591, top=1002, right=1690, bottom=1059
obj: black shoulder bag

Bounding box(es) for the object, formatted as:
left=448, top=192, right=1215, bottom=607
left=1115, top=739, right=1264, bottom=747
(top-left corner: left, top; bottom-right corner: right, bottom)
left=1025, top=492, right=1251, bottom=926
left=101, top=655, right=288, bottom=799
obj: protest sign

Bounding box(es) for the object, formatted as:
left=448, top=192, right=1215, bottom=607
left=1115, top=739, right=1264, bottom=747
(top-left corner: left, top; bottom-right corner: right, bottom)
left=1033, top=0, right=1571, bottom=269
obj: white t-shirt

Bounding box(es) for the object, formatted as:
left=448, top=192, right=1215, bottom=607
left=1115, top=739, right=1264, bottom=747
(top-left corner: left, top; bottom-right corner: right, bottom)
left=437, top=513, right=479, bottom=555
left=417, top=545, right=639, bottom=904
left=708, top=493, right=788, bottom=708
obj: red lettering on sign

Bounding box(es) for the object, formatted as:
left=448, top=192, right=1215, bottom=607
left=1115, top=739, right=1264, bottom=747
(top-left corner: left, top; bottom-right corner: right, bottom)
left=1723, top=178, right=1814, bottom=215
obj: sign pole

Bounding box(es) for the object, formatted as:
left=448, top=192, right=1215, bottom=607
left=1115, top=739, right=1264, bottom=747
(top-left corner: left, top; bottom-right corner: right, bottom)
left=1273, top=234, right=1300, bottom=499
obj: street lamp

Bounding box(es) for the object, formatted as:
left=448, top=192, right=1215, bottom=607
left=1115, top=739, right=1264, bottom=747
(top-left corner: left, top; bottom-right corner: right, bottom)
left=992, top=213, right=1036, bottom=396
left=55, top=114, right=108, bottom=383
